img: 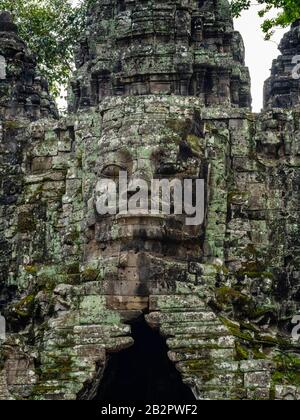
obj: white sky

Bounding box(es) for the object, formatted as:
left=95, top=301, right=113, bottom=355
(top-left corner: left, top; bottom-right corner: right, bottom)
left=234, top=7, right=288, bottom=112
left=65, top=2, right=288, bottom=112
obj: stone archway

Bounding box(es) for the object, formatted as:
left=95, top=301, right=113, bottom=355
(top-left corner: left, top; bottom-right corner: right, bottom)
left=94, top=317, right=196, bottom=402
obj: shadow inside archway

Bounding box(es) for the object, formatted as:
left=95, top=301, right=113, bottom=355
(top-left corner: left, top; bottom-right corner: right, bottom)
left=95, top=317, right=196, bottom=402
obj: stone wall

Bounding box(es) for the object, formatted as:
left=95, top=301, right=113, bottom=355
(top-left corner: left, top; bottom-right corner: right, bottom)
left=0, top=11, right=58, bottom=332
left=0, top=2, right=300, bottom=401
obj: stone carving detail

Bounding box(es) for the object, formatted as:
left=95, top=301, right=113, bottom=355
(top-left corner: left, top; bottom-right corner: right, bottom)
left=0, top=12, right=58, bottom=121
left=264, top=19, right=300, bottom=109
left=69, top=0, right=251, bottom=111
left=0, top=3, right=299, bottom=401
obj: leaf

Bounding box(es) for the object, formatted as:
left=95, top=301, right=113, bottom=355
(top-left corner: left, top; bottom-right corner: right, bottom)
left=0, top=0, right=90, bottom=97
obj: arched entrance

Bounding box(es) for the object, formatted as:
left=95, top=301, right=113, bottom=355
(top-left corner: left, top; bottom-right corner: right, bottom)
left=95, top=317, right=195, bottom=401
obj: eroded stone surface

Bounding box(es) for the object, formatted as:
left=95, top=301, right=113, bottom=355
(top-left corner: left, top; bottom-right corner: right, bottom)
left=0, top=12, right=58, bottom=121
left=70, top=0, right=251, bottom=111
left=264, top=19, right=300, bottom=109
left=0, top=3, right=300, bottom=401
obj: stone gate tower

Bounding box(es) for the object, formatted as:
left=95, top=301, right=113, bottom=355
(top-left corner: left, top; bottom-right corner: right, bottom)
left=0, top=2, right=300, bottom=400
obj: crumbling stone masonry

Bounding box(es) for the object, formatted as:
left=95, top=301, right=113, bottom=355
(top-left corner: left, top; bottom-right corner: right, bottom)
left=0, top=1, right=300, bottom=400
left=264, top=20, right=300, bottom=109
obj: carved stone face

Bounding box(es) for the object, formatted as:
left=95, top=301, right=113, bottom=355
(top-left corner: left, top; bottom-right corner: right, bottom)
left=86, top=104, right=208, bottom=314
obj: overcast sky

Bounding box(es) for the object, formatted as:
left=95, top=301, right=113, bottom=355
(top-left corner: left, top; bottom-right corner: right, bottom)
left=68, top=2, right=288, bottom=112
left=234, top=7, right=288, bottom=111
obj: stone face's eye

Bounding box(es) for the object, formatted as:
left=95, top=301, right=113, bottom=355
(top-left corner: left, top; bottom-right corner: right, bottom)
left=101, top=164, right=126, bottom=178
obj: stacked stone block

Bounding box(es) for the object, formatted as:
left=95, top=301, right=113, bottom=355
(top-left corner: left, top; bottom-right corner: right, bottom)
left=70, top=0, right=251, bottom=111
left=264, top=20, right=300, bottom=109
left=0, top=1, right=300, bottom=401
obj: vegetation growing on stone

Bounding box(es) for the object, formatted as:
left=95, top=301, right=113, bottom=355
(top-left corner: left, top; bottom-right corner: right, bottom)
left=0, top=0, right=299, bottom=401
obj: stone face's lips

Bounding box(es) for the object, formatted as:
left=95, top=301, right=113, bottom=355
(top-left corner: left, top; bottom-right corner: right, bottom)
left=95, top=228, right=201, bottom=243
left=116, top=213, right=167, bottom=220
left=94, top=214, right=202, bottom=243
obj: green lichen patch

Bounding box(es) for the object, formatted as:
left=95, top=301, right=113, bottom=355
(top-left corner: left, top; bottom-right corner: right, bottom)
left=272, top=353, right=300, bottom=388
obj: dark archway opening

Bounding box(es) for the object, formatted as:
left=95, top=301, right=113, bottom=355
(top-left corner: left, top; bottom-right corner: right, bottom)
left=95, top=318, right=196, bottom=402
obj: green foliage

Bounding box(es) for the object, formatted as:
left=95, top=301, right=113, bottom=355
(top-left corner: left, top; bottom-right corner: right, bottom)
left=231, top=0, right=300, bottom=39
left=0, top=0, right=91, bottom=97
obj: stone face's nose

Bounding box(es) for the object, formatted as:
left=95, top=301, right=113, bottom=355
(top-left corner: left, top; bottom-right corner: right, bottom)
left=130, top=157, right=155, bottom=184
left=0, top=12, right=17, bottom=33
